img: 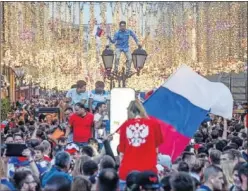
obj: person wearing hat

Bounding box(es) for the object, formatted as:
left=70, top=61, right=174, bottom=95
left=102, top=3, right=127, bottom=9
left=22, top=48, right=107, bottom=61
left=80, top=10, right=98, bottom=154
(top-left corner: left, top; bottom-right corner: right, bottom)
left=125, top=171, right=140, bottom=191
left=136, top=171, right=161, bottom=191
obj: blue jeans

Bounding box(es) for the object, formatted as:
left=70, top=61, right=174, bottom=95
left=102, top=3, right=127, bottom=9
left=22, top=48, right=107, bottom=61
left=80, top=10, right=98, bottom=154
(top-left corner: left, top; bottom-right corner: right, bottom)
left=119, top=180, right=126, bottom=191
left=114, top=48, right=132, bottom=74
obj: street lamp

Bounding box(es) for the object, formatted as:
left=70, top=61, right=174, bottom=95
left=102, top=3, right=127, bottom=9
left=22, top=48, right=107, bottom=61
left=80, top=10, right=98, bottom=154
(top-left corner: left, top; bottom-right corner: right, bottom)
left=132, top=45, right=148, bottom=73
left=101, top=46, right=148, bottom=88
left=14, top=66, right=25, bottom=80
left=101, top=45, right=114, bottom=75
left=14, top=65, right=25, bottom=100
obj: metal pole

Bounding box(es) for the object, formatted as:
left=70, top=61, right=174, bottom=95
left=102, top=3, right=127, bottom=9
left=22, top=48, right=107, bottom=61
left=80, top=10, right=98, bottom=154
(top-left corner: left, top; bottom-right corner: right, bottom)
left=118, top=78, right=121, bottom=88
left=121, top=67, right=125, bottom=87
left=110, top=78, right=113, bottom=89
left=122, top=76, right=126, bottom=88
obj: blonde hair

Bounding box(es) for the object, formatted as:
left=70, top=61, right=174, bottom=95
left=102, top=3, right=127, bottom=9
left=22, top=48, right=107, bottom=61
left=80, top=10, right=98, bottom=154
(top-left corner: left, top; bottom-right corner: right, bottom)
left=127, top=99, right=148, bottom=119
left=220, top=160, right=235, bottom=186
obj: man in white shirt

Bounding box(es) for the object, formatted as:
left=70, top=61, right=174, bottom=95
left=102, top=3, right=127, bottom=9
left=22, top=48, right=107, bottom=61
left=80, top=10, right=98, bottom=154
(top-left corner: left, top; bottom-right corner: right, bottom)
left=66, top=80, right=89, bottom=109
left=94, top=102, right=109, bottom=144
left=89, top=81, right=110, bottom=113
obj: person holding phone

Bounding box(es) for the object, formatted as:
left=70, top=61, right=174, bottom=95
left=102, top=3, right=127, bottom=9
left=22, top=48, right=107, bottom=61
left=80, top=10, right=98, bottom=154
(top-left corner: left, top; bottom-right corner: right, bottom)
left=22, top=145, right=50, bottom=178
left=1, top=147, right=16, bottom=191
left=6, top=133, right=30, bottom=178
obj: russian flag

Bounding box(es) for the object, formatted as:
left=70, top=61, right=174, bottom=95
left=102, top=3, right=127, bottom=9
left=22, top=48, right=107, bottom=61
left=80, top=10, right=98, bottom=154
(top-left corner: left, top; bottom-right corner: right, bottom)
left=96, top=26, right=104, bottom=37
left=145, top=89, right=157, bottom=100
left=144, top=65, right=233, bottom=162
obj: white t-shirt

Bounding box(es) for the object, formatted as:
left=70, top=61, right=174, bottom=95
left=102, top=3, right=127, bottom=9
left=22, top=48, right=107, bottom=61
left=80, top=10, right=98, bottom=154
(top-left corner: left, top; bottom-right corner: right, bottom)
left=66, top=88, right=89, bottom=107
left=94, top=113, right=109, bottom=143
left=89, top=90, right=110, bottom=110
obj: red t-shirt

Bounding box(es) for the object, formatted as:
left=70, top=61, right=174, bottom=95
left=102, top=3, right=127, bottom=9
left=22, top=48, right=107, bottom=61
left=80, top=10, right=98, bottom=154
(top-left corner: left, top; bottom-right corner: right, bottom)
left=69, top=112, right=94, bottom=143
left=118, top=117, right=163, bottom=180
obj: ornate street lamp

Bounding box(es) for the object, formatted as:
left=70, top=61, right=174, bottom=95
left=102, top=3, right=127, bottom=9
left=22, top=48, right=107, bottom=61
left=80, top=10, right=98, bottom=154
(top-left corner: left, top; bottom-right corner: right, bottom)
left=132, top=45, right=148, bottom=72
left=13, top=65, right=25, bottom=101
left=14, top=65, right=25, bottom=95
left=14, top=66, right=25, bottom=80
left=101, top=45, right=114, bottom=73
left=101, top=45, right=148, bottom=88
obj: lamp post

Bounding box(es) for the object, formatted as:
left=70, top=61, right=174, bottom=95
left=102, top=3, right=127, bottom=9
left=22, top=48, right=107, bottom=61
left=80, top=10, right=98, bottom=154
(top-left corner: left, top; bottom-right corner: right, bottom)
left=101, top=45, right=148, bottom=89
left=14, top=65, right=25, bottom=99
left=14, top=66, right=25, bottom=81
left=102, top=45, right=115, bottom=75
left=229, top=70, right=235, bottom=94
left=132, top=45, right=148, bottom=73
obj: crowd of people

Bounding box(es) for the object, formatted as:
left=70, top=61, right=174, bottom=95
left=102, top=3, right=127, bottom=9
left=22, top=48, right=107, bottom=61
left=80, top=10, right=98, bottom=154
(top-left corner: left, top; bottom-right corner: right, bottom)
left=0, top=79, right=248, bottom=191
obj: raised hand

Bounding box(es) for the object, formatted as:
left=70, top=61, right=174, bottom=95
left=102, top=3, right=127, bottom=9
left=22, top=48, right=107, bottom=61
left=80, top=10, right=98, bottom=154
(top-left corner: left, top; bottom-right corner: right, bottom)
left=103, top=133, right=114, bottom=142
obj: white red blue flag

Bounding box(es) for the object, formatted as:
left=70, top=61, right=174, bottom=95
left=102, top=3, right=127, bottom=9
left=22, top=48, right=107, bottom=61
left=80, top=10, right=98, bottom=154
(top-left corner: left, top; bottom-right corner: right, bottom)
left=144, top=65, right=233, bottom=161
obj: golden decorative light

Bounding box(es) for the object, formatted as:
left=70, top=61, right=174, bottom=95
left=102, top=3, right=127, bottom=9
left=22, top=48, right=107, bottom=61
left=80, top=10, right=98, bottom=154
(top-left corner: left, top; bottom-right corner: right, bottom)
left=0, top=2, right=247, bottom=91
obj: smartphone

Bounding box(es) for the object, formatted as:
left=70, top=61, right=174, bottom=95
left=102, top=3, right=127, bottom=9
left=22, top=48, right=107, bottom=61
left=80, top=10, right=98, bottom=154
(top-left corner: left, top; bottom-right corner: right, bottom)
left=4, top=143, right=28, bottom=157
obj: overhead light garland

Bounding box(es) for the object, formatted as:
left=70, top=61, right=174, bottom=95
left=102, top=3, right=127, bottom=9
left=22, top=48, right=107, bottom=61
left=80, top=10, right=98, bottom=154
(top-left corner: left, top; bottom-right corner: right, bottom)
left=0, top=2, right=247, bottom=91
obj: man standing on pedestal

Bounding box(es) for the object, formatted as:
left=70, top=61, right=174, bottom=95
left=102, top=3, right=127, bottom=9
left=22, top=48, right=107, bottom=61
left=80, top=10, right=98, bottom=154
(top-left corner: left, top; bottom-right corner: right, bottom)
left=107, top=21, right=141, bottom=76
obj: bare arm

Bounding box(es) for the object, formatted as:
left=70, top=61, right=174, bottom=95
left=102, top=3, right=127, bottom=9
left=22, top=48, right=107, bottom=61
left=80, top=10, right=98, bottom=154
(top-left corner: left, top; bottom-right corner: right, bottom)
left=108, top=32, right=118, bottom=44
left=93, top=147, right=106, bottom=162
left=89, top=98, right=93, bottom=113
left=1, top=150, right=8, bottom=178
left=65, top=125, right=71, bottom=138
left=31, top=122, right=39, bottom=139
left=22, top=149, right=40, bottom=178
left=29, top=160, right=40, bottom=178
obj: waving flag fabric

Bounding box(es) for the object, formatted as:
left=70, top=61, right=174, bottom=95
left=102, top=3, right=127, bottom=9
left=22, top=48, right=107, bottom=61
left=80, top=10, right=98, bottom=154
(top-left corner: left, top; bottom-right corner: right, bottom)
left=144, top=65, right=233, bottom=161
left=96, top=26, right=104, bottom=37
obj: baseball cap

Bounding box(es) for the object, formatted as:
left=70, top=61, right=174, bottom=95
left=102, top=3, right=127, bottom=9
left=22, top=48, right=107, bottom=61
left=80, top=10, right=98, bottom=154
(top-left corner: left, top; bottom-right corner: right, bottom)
left=126, top=171, right=140, bottom=189
left=137, top=171, right=161, bottom=189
